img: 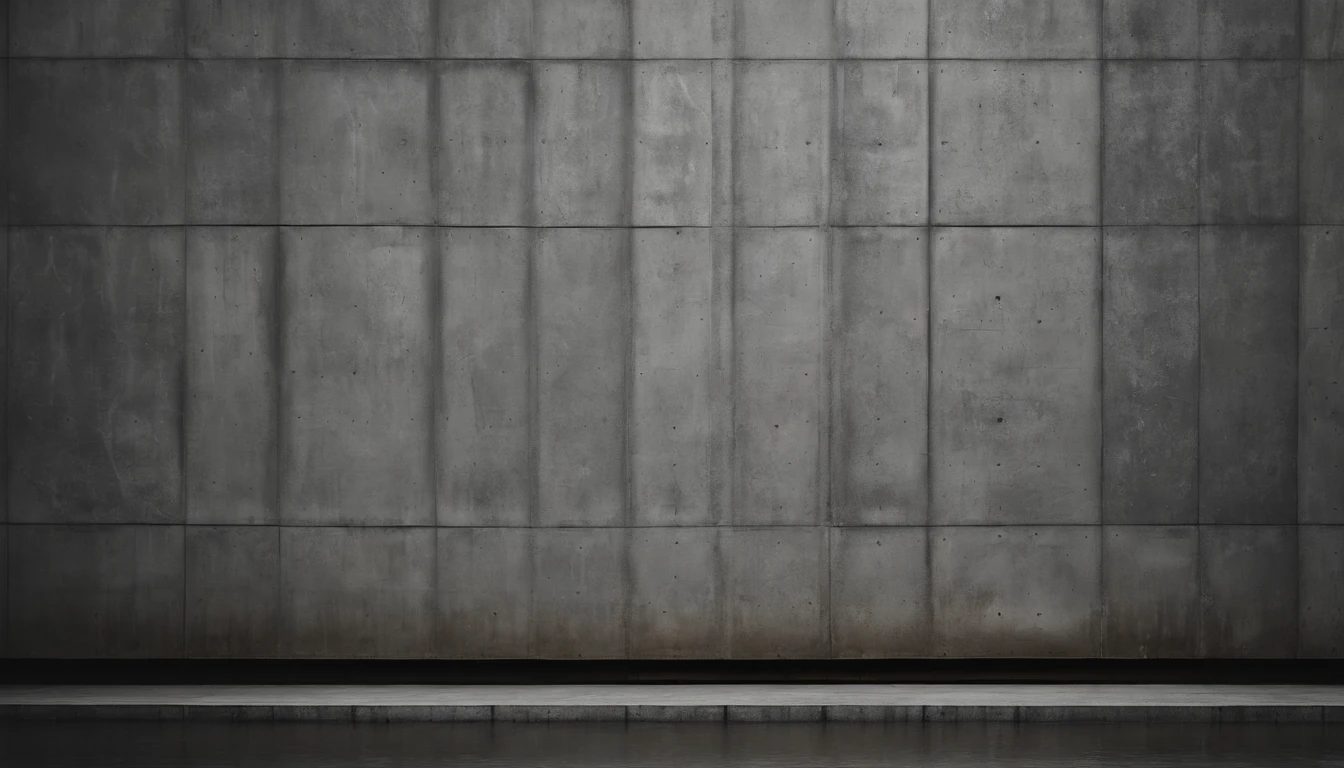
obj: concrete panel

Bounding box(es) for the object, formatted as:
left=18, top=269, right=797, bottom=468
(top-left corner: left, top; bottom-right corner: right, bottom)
left=932, top=62, right=1100, bottom=226
left=1103, top=0, right=1199, bottom=58
left=1201, top=0, right=1299, bottom=58
left=1200, top=526, right=1297, bottom=658
left=279, top=527, right=435, bottom=658
left=535, top=0, right=630, bottom=57
left=185, top=527, right=279, bottom=658
left=930, top=0, right=1099, bottom=58
left=632, top=0, right=731, bottom=58
left=1300, top=526, right=1344, bottom=657
left=832, top=61, right=928, bottom=226
left=1102, top=527, right=1199, bottom=658
left=187, top=0, right=280, bottom=57
left=735, top=0, right=832, bottom=58
left=831, top=528, right=930, bottom=658
left=932, top=527, right=1101, bottom=658
left=439, top=62, right=531, bottom=227
left=187, top=60, right=279, bottom=225
left=9, top=228, right=184, bottom=524
left=1102, top=63, right=1199, bottom=226
left=534, top=528, right=628, bottom=659
left=831, top=227, right=928, bottom=526
left=11, top=0, right=182, bottom=56
left=723, top=528, right=828, bottom=658
left=931, top=228, right=1101, bottom=525
left=9, top=61, right=184, bottom=225
left=437, top=528, right=532, bottom=658
left=734, top=228, right=824, bottom=525
left=536, top=229, right=629, bottom=527
left=1199, top=226, right=1298, bottom=525
left=186, top=227, right=278, bottom=525
left=1303, top=63, right=1344, bottom=225
left=8, top=525, right=184, bottom=658
left=0, top=527, right=5, bottom=655
left=633, top=62, right=712, bottom=227
left=632, top=229, right=715, bottom=526
left=1305, top=0, right=1344, bottom=58
left=280, top=0, right=433, bottom=57
left=440, top=229, right=531, bottom=527
left=836, top=0, right=927, bottom=58
left=1200, top=62, right=1299, bottom=226
left=1302, top=228, right=1344, bottom=524
left=629, top=528, right=724, bottom=658
left=280, top=227, right=434, bottom=526
left=734, top=62, right=829, bottom=226
left=280, top=62, right=432, bottom=225
left=1102, top=227, right=1198, bottom=525
left=440, top=0, right=533, bottom=58
left=534, top=62, right=631, bottom=227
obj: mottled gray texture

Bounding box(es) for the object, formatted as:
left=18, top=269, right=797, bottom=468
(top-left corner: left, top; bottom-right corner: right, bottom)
left=832, top=61, right=928, bottom=226
left=1303, top=63, right=1344, bottom=225
left=11, top=0, right=183, bottom=56
left=723, top=528, right=829, bottom=658
left=1301, top=228, right=1344, bottom=524
left=830, top=528, right=930, bottom=657
left=438, top=62, right=531, bottom=227
left=931, top=0, right=1099, bottom=58
left=629, top=528, right=724, bottom=658
left=1305, top=0, right=1344, bottom=59
left=1102, top=527, right=1199, bottom=658
left=1200, top=526, right=1298, bottom=658
left=533, top=528, right=628, bottom=659
left=186, top=61, right=279, bottom=225
left=1300, top=526, right=1344, bottom=657
left=1199, top=62, right=1299, bottom=225
left=1103, top=63, right=1199, bottom=225
left=185, top=526, right=279, bottom=658
left=1200, top=0, right=1300, bottom=58
left=1103, top=0, right=1199, bottom=58
left=437, top=527, right=533, bottom=658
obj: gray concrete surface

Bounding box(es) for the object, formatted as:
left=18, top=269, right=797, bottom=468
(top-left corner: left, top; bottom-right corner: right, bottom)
left=2, top=1, right=1342, bottom=661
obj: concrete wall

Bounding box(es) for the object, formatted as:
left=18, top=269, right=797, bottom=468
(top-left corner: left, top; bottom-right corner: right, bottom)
left=2, top=0, right=1341, bottom=659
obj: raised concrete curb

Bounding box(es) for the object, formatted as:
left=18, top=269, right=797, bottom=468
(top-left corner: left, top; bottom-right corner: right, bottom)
left=2, top=685, right=1342, bottom=723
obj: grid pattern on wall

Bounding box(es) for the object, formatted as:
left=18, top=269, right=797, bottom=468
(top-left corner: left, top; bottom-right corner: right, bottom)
left=2, top=0, right=1342, bottom=659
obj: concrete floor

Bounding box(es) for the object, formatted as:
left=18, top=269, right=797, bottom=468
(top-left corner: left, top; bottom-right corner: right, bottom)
left=1, top=684, right=1341, bottom=723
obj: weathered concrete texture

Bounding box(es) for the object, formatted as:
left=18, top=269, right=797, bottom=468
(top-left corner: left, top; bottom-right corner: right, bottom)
left=534, top=528, right=627, bottom=658
left=1103, top=63, right=1199, bottom=225
left=734, top=228, right=824, bottom=526
left=932, top=62, right=1100, bottom=226
left=1200, top=62, right=1299, bottom=226
left=629, top=528, right=724, bottom=658
left=280, top=62, right=432, bottom=225
left=931, top=0, right=1099, bottom=58
left=186, top=227, right=278, bottom=525
left=1200, top=526, right=1297, bottom=658
left=280, top=0, right=433, bottom=58
left=0, top=526, right=5, bottom=655
left=1102, top=527, right=1199, bottom=658
left=632, top=0, right=731, bottom=59
left=1199, top=227, right=1298, bottom=525
left=439, top=62, right=531, bottom=227
left=1305, top=0, right=1344, bottom=58
left=185, top=526, right=279, bottom=658
left=1103, top=0, right=1199, bottom=58
left=534, top=62, right=631, bottom=227
left=836, top=0, right=927, bottom=58
left=634, top=62, right=712, bottom=227
left=932, top=527, right=1101, bottom=657
left=11, top=0, right=182, bottom=56
left=1303, top=63, right=1344, bottom=225
left=186, top=0, right=280, bottom=57
left=8, top=525, right=184, bottom=658
left=9, top=228, right=184, bottom=524
left=831, top=227, right=928, bottom=526
left=632, top=229, right=716, bottom=526
left=280, top=227, right=434, bottom=526
left=734, top=62, right=829, bottom=226
left=437, top=527, right=533, bottom=658
left=1201, top=0, right=1300, bottom=58
left=439, top=0, right=534, bottom=58
left=279, top=527, right=435, bottom=658
left=535, top=0, right=630, bottom=58
left=1102, top=227, right=1198, bottom=525
left=9, top=61, right=183, bottom=225
left=1301, top=228, right=1344, bottom=524
left=536, top=229, right=629, bottom=527
left=186, top=61, right=279, bottom=225
left=724, top=528, right=828, bottom=658
left=735, top=0, right=831, bottom=58
left=440, top=229, right=531, bottom=527
left=832, top=62, right=928, bottom=226
left=931, top=228, right=1101, bottom=526
left=1300, top=526, right=1344, bottom=657
left=830, top=528, right=930, bottom=658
